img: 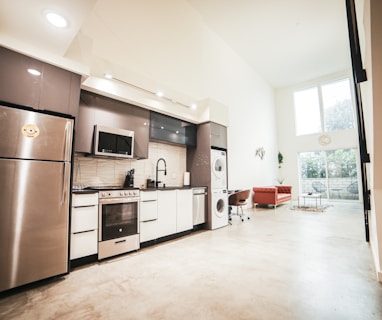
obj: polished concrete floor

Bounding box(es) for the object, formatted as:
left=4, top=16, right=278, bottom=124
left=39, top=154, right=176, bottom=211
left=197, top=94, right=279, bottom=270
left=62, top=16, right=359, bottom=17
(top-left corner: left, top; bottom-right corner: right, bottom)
left=1, top=202, right=382, bottom=319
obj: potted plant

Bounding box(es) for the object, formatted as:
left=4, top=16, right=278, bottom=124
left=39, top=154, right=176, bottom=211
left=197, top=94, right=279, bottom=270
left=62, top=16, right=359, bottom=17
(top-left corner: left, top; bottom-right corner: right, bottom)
left=278, top=151, right=284, bottom=168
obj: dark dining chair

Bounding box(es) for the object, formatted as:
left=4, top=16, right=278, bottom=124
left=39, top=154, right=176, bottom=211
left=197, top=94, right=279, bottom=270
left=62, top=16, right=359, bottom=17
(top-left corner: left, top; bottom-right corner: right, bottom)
left=228, top=189, right=251, bottom=222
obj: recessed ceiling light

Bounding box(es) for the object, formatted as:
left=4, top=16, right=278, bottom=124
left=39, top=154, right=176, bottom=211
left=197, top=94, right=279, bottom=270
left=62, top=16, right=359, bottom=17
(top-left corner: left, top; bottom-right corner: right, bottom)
left=156, top=91, right=163, bottom=97
left=27, top=69, right=41, bottom=76
left=104, top=73, right=113, bottom=79
left=191, top=104, right=197, bottom=110
left=45, top=11, right=68, bottom=28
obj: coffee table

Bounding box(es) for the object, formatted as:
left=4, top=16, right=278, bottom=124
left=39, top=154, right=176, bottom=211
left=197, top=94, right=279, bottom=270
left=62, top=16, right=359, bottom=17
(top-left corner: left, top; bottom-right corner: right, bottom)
left=298, top=193, right=322, bottom=208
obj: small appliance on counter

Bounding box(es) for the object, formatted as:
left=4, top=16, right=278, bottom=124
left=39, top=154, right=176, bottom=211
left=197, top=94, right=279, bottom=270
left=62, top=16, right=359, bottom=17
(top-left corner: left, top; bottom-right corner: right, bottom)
left=123, top=169, right=135, bottom=188
left=146, top=179, right=155, bottom=188
left=183, top=171, right=190, bottom=186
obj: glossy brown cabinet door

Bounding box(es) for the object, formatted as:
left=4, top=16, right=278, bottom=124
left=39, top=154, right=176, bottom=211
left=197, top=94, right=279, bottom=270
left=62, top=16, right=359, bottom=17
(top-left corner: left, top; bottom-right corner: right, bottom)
left=75, top=90, right=149, bottom=159
left=74, top=92, right=96, bottom=153
left=210, top=122, right=227, bottom=149
left=129, top=106, right=150, bottom=159
left=0, top=47, right=42, bottom=108
left=40, top=63, right=81, bottom=117
left=0, top=46, right=81, bottom=117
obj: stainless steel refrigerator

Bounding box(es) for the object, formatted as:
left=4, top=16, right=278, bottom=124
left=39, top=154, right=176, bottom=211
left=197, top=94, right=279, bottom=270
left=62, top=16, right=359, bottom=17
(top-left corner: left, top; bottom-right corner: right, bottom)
left=0, top=105, right=73, bottom=292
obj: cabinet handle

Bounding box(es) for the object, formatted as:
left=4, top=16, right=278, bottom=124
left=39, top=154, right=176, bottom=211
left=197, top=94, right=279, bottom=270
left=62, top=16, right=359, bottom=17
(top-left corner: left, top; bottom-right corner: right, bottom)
left=142, top=219, right=157, bottom=222
left=141, top=200, right=157, bottom=203
left=115, top=239, right=126, bottom=244
left=73, top=229, right=96, bottom=235
left=73, top=205, right=97, bottom=208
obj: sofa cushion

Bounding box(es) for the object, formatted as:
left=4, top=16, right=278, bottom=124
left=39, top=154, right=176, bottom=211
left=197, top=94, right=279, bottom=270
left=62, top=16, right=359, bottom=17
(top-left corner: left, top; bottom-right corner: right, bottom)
left=277, top=193, right=291, bottom=202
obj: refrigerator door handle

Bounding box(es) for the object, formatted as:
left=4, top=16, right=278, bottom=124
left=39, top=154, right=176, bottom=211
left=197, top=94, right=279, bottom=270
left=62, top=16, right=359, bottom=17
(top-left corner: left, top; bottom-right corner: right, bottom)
left=64, top=121, right=73, bottom=161
left=61, top=163, right=70, bottom=205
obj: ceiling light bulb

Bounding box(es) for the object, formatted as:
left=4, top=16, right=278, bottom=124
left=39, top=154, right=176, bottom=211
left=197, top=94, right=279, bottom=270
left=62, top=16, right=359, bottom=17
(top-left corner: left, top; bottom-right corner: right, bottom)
left=156, top=91, right=163, bottom=97
left=45, top=12, right=68, bottom=28
left=104, top=73, right=113, bottom=79
left=27, top=69, right=41, bottom=76
left=191, top=104, right=197, bottom=109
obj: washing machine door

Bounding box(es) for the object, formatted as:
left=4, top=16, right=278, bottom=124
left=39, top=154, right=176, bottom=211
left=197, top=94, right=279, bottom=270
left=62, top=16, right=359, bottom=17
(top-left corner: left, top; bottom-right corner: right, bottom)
left=214, top=196, right=227, bottom=218
left=212, top=156, right=225, bottom=178
left=211, top=150, right=227, bottom=188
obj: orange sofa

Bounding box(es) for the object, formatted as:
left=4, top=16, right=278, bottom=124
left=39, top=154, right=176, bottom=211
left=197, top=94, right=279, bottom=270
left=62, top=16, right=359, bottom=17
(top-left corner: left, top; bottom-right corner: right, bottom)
left=252, top=185, right=292, bottom=207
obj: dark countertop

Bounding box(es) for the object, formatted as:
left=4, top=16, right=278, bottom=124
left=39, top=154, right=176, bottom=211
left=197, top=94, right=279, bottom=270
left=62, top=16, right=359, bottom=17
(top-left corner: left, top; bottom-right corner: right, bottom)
left=72, top=186, right=206, bottom=193
left=72, top=189, right=99, bottom=194
left=141, top=186, right=193, bottom=191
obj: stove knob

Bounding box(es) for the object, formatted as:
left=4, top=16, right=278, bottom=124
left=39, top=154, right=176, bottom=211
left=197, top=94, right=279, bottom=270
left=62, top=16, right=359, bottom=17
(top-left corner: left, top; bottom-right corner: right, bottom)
left=108, top=192, right=111, bottom=196
left=120, top=191, right=124, bottom=196
left=102, top=192, right=106, bottom=197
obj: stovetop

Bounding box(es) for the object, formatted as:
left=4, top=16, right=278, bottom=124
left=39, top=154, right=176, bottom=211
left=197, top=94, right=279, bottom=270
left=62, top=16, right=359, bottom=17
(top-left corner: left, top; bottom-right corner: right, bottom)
left=86, top=186, right=139, bottom=191
left=86, top=186, right=140, bottom=199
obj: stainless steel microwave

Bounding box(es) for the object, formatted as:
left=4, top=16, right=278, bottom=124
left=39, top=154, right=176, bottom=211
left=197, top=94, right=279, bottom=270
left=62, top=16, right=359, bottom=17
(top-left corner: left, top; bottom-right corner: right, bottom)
left=93, top=125, right=134, bottom=158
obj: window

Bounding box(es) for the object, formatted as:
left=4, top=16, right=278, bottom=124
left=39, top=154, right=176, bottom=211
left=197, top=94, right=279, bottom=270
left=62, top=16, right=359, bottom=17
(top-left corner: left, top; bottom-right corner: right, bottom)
left=294, top=87, right=321, bottom=135
left=299, top=148, right=359, bottom=200
left=294, top=78, right=354, bottom=136
left=322, top=79, right=354, bottom=132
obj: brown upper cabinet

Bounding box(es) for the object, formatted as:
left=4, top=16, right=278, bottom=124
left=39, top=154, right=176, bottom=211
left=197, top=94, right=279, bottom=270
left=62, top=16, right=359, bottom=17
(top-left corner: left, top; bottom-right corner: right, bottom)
left=75, top=90, right=150, bottom=159
left=0, top=46, right=81, bottom=117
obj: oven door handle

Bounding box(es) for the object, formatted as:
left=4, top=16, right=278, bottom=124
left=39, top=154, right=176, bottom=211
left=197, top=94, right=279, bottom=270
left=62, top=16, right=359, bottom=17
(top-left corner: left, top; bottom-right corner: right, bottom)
left=99, top=198, right=139, bottom=205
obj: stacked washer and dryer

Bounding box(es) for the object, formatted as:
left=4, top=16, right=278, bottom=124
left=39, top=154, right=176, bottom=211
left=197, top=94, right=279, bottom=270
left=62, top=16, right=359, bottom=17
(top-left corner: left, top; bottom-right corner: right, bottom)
left=186, top=122, right=229, bottom=230
left=210, top=148, right=229, bottom=229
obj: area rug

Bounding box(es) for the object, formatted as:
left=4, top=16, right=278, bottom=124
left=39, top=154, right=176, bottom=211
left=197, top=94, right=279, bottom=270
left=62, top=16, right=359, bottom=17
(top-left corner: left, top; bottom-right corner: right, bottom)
left=289, top=203, right=332, bottom=212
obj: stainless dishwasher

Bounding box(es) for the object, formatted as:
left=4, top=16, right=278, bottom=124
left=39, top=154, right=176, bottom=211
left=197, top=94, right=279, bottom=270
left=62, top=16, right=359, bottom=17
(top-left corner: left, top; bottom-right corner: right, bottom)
left=193, top=187, right=207, bottom=225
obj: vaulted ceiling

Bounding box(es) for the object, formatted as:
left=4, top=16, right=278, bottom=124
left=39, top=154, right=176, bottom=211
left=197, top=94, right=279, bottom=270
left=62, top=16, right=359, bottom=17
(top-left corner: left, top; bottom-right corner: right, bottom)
left=0, top=0, right=352, bottom=88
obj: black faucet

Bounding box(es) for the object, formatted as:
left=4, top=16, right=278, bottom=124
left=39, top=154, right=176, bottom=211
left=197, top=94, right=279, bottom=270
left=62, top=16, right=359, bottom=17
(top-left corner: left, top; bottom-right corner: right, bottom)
left=156, top=158, right=167, bottom=188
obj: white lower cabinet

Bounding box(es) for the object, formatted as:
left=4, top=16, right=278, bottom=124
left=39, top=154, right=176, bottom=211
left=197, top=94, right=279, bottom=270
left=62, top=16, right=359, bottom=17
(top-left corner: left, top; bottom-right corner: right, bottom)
left=71, top=230, right=98, bottom=260
left=140, top=191, right=158, bottom=243
left=139, top=188, right=193, bottom=243
left=157, top=190, right=177, bottom=239
left=70, top=193, right=98, bottom=260
left=176, top=189, right=193, bottom=233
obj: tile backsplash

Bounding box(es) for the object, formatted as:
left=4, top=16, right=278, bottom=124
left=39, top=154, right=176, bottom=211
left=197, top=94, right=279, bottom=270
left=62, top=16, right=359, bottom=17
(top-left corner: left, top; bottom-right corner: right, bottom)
left=73, top=142, right=187, bottom=188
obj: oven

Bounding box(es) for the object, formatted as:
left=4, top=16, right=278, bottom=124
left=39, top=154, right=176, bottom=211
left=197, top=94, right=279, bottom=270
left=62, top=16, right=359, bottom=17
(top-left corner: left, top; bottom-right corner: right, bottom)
left=97, top=188, right=140, bottom=260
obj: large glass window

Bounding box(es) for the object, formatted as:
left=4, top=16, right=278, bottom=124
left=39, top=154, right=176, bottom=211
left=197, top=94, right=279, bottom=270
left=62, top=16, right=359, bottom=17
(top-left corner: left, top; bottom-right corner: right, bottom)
left=322, top=79, right=354, bottom=132
left=294, top=78, right=354, bottom=136
left=294, top=87, right=321, bottom=136
left=299, top=148, right=359, bottom=200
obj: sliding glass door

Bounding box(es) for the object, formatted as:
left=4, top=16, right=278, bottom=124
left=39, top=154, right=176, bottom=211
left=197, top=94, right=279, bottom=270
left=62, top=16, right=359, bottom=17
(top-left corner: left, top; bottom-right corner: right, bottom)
left=299, top=148, right=359, bottom=200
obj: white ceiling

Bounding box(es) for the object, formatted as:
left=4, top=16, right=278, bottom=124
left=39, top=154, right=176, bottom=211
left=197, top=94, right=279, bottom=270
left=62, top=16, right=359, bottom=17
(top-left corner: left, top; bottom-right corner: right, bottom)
left=0, top=0, right=352, bottom=88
